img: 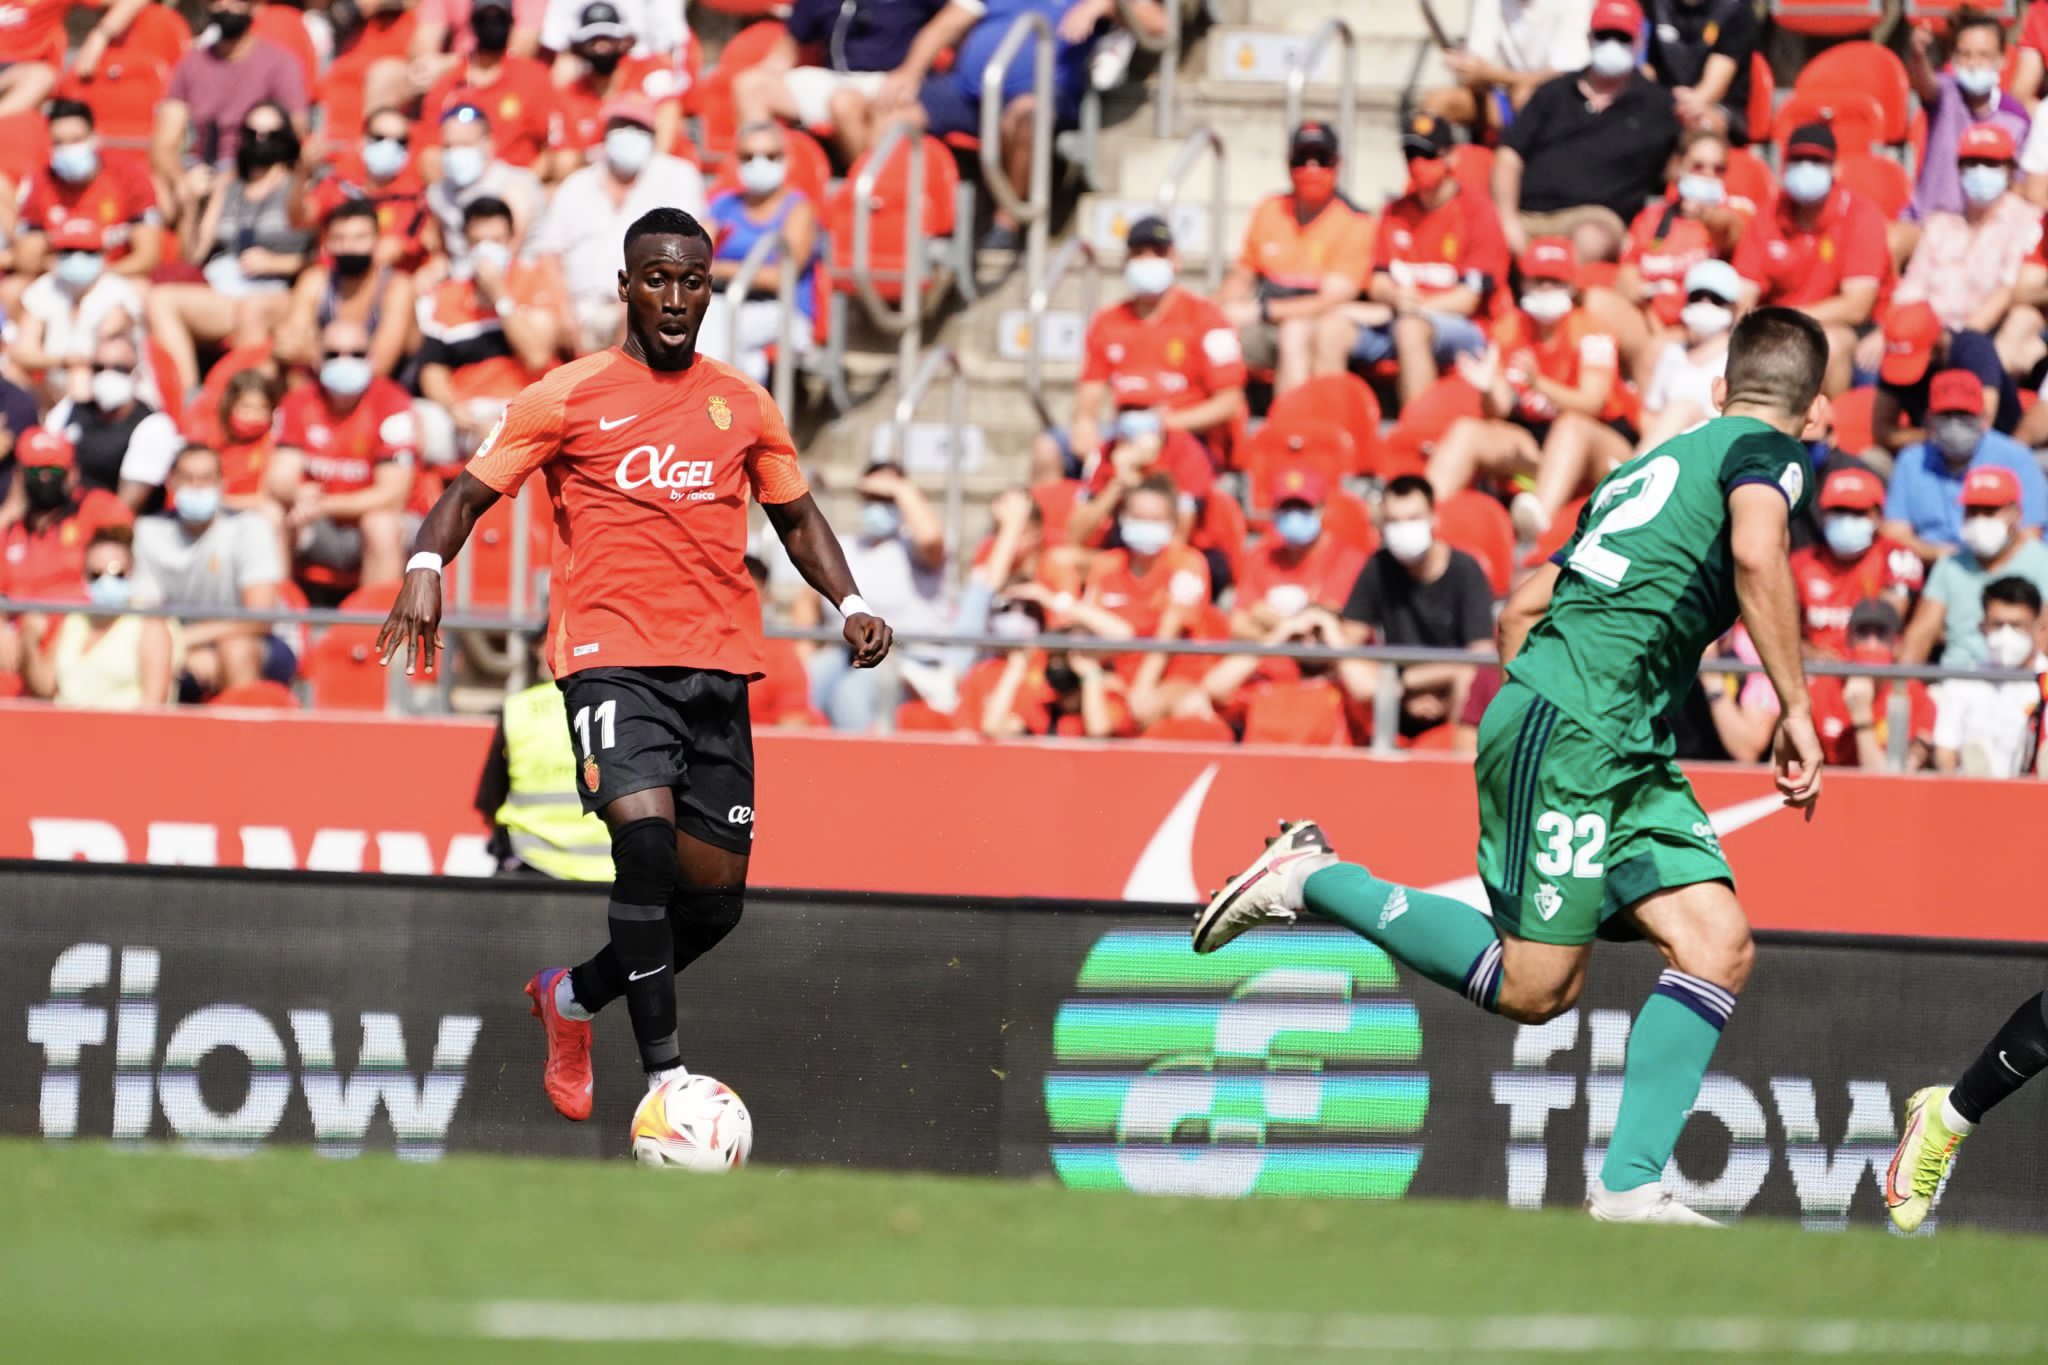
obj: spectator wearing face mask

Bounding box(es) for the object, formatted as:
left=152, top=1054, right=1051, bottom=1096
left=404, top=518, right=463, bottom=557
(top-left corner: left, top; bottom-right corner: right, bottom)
left=1078, top=471, right=1216, bottom=725
left=1791, top=468, right=1922, bottom=657
left=1933, top=576, right=2048, bottom=776
left=18, top=526, right=179, bottom=709
left=1809, top=598, right=1935, bottom=771
left=16, top=98, right=164, bottom=287
left=546, top=3, right=690, bottom=182
left=421, top=0, right=555, bottom=171
left=274, top=318, right=420, bottom=590
left=152, top=0, right=310, bottom=233
left=811, top=460, right=948, bottom=732
left=1424, top=0, right=1593, bottom=140
left=1217, top=121, right=1375, bottom=396
left=1313, top=114, right=1502, bottom=407
left=133, top=443, right=293, bottom=700
left=1895, top=124, right=2039, bottom=352
left=1903, top=466, right=2048, bottom=670
left=1884, top=370, right=2048, bottom=561
left=1908, top=12, right=2031, bottom=226
left=976, top=632, right=1136, bottom=739
left=301, top=106, right=431, bottom=272
left=706, top=121, right=820, bottom=386
left=1231, top=465, right=1368, bottom=644
left=1052, top=216, right=1246, bottom=474
left=276, top=201, right=417, bottom=383
left=1493, top=0, right=1680, bottom=263
left=46, top=333, right=183, bottom=515
left=408, top=0, right=545, bottom=103
left=0, top=428, right=133, bottom=679
left=1430, top=237, right=1636, bottom=542
left=1067, top=409, right=1213, bottom=551
left=11, top=216, right=144, bottom=406
left=1877, top=300, right=2021, bottom=458
left=1339, top=474, right=1495, bottom=744
left=528, top=95, right=706, bottom=355
left=1732, top=122, right=1889, bottom=395
left=425, top=104, right=544, bottom=276
left=1644, top=0, right=1760, bottom=144
left=1637, top=257, right=1739, bottom=451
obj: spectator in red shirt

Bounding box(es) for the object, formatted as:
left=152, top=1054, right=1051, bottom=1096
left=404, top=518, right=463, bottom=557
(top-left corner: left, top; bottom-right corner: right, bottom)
left=1230, top=464, right=1368, bottom=641
left=545, top=2, right=690, bottom=182
left=420, top=0, right=556, bottom=172
left=1047, top=215, right=1247, bottom=474
left=1812, top=598, right=1935, bottom=770
left=1791, top=467, right=1924, bottom=657
left=1733, top=122, right=1890, bottom=395
left=16, top=98, right=164, bottom=289
left=299, top=105, right=432, bottom=272
left=1080, top=473, right=1215, bottom=725
left=1315, top=113, right=1504, bottom=407
left=275, top=319, right=419, bottom=588
left=1067, top=409, right=1215, bottom=550
left=0, top=427, right=133, bottom=676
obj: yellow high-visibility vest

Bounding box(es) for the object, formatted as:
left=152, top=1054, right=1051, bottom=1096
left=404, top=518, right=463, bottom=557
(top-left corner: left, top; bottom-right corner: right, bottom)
left=495, top=682, right=613, bottom=881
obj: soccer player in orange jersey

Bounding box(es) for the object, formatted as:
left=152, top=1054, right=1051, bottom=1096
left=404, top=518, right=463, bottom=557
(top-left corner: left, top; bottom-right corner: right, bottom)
left=377, top=206, right=892, bottom=1119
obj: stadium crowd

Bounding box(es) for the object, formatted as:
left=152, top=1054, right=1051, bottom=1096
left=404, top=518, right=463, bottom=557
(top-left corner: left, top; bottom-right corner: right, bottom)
left=1, top=0, right=2046, bottom=777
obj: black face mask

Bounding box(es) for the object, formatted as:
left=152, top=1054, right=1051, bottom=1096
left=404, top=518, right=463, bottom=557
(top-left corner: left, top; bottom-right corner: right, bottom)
left=331, top=252, right=373, bottom=277
left=210, top=7, right=252, bottom=43
left=583, top=48, right=623, bottom=76
left=472, top=11, right=513, bottom=53
left=1045, top=659, right=1080, bottom=694
left=236, top=130, right=297, bottom=178
left=23, top=468, right=69, bottom=511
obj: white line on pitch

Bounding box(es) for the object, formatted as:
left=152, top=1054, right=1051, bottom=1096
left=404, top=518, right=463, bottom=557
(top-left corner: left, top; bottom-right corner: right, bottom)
left=470, top=1302, right=2048, bottom=1358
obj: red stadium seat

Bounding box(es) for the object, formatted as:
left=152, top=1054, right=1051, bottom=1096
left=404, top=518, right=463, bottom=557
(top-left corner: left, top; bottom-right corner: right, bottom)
left=1268, top=373, right=1383, bottom=476
left=1796, top=42, right=1913, bottom=145
left=111, top=3, right=192, bottom=68
left=1772, top=89, right=1885, bottom=160
left=1768, top=0, right=1887, bottom=39
left=1450, top=143, right=1493, bottom=195
left=1836, top=152, right=1912, bottom=220
left=58, top=52, right=168, bottom=169
left=1381, top=375, right=1483, bottom=479
left=1527, top=494, right=1587, bottom=569
left=1724, top=145, right=1777, bottom=207
left=1745, top=52, right=1774, bottom=148
left=209, top=680, right=300, bottom=709
left=1143, top=713, right=1237, bottom=743
left=305, top=581, right=426, bottom=710
left=317, top=47, right=375, bottom=148
left=1243, top=421, right=1352, bottom=507
left=894, top=699, right=962, bottom=733
left=1905, top=0, right=2019, bottom=29
left=823, top=133, right=958, bottom=306
left=695, top=21, right=790, bottom=166
left=1322, top=487, right=1380, bottom=558
left=0, top=110, right=50, bottom=186
left=1437, top=489, right=1515, bottom=597
left=458, top=475, right=551, bottom=609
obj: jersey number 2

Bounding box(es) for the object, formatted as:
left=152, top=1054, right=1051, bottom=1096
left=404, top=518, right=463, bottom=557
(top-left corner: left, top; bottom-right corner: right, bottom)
left=1566, top=454, right=1681, bottom=589
left=572, top=699, right=616, bottom=756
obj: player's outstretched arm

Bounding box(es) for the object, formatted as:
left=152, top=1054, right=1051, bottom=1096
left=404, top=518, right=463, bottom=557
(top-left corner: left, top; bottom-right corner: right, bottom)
left=1729, top=483, right=1822, bottom=817
left=375, top=470, right=503, bottom=677
left=765, top=492, right=894, bottom=668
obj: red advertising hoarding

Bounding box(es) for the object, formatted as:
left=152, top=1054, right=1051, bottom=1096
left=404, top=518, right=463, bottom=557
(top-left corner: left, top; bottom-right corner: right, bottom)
left=0, top=702, right=2035, bottom=942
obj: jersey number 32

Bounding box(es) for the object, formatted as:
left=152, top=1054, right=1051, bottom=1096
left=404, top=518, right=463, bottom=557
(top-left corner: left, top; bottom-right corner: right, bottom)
left=1566, top=455, right=1680, bottom=589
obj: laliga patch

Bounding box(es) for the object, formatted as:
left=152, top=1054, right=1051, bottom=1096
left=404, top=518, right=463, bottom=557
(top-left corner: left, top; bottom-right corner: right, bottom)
left=1779, top=463, right=1805, bottom=504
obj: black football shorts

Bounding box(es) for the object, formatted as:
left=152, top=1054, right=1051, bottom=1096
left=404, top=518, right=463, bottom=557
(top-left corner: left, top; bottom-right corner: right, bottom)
left=556, top=666, right=756, bottom=853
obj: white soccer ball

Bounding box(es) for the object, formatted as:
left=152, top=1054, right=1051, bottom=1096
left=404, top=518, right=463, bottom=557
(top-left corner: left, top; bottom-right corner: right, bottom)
left=629, top=1073, right=753, bottom=1172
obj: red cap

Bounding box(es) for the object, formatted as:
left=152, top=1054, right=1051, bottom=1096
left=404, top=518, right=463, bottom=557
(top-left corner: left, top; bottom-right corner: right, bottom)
left=601, top=94, right=658, bottom=130
left=17, top=426, right=74, bottom=470
left=1962, top=465, right=2022, bottom=509
left=1589, top=0, right=1643, bottom=34
left=1819, top=467, right=1884, bottom=511
left=1519, top=236, right=1576, bottom=284
left=1957, top=122, right=2017, bottom=163
left=48, top=215, right=104, bottom=253
left=1928, top=367, right=1985, bottom=415
left=1880, top=301, right=1941, bottom=386
left=1272, top=464, right=1329, bottom=507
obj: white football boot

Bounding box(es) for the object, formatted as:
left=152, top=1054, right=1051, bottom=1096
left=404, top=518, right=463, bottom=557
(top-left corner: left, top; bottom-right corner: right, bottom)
left=1585, top=1177, right=1724, bottom=1228
left=1192, top=819, right=1338, bottom=955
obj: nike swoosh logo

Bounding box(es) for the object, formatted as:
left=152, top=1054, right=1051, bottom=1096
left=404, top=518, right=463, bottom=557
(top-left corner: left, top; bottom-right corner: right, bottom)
left=2000, top=1050, right=2023, bottom=1075
left=598, top=414, right=639, bottom=431
left=627, top=967, right=662, bottom=982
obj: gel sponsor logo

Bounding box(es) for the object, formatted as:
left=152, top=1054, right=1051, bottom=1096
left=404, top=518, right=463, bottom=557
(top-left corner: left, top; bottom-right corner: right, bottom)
left=1044, top=928, right=1426, bottom=1199
left=28, top=818, right=495, bottom=875
left=27, top=943, right=480, bottom=1158
left=1495, top=1010, right=1903, bottom=1228
left=615, top=444, right=717, bottom=501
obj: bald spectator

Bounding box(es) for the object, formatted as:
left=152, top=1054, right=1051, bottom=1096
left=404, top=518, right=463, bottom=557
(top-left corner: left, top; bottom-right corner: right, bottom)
left=1493, top=0, right=1680, bottom=262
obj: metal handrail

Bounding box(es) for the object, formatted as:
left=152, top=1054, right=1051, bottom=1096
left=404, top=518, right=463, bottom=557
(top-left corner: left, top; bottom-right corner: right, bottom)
left=1114, top=0, right=1179, bottom=138
left=724, top=222, right=801, bottom=419
left=1023, top=236, right=1099, bottom=429
left=849, top=121, right=929, bottom=388
left=1283, top=18, right=1358, bottom=197
left=1154, top=125, right=1227, bottom=292
left=884, top=346, right=968, bottom=589
left=981, top=11, right=1055, bottom=292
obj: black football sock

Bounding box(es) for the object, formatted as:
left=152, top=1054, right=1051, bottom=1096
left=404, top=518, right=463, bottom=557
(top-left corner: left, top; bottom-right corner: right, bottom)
left=608, top=900, right=680, bottom=1073
left=1951, top=991, right=2048, bottom=1125
left=568, top=947, right=626, bottom=1015
left=669, top=885, right=746, bottom=973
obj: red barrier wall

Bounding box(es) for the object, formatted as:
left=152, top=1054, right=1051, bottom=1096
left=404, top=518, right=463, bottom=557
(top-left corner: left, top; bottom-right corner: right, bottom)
left=2, top=703, right=2036, bottom=942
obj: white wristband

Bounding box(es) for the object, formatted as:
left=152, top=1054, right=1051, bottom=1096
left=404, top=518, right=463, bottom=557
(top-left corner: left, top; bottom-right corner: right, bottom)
left=406, top=552, right=444, bottom=576
left=838, top=593, right=872, bottom=619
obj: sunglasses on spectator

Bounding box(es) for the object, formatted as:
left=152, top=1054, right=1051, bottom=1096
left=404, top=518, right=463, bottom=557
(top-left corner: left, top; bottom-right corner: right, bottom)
left=91, top=363, right=129, bottom=374
left=1289, top=151, right=1333, bottom=168
left=1686, top=290, right=1733, bottom=305
left=741, top=149, right=785, bottom=162
left=1590, top=28, right=1634, bottom=43
left=369, top=132, right=410, bottom=146
left=1959, top=158, right=2010, bottom=169
left=1851, top=626, right=1894, bottom=644
left=86, top=569, right=127, bottom=582
left=325, top=348, right=371, bottom=359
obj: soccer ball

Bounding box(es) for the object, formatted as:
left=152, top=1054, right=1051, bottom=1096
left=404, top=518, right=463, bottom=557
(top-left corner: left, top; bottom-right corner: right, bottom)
left=629, top=1073, right=753, bottom=1172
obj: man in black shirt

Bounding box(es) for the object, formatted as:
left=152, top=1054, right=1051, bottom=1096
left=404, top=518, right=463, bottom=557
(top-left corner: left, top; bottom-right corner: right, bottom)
left=1644, top=0, right=1759, bottom=145
left=1340, top=475, right=1496, bottom=743
left=1494, top=0, right=1680, bottom=264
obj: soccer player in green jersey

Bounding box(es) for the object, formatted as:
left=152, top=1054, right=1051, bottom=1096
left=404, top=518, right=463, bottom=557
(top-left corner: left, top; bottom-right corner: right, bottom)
left=1193, top=308, right=1830, bottom=1225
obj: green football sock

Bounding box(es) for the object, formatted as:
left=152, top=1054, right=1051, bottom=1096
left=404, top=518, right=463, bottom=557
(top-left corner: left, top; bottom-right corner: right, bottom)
left=1601, top=971, right=1736, bottom=1193
left=1302, top=863, right=1504, bottom=1010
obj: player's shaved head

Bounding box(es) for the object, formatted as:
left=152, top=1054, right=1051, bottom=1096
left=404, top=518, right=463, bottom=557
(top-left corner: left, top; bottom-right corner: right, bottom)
left=623, top=206, right=712, bottom=258
left=1721, top=307, right=1828, bottom=422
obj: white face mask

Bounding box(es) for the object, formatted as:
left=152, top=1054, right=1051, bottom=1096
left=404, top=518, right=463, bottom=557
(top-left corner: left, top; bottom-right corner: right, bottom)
left=362, top=137, right=408, bottom=181
left=90, top=367, right=136, bottom=412
left=1822, top=513, right=1875, bottom=559
left=1382, top=517, right=1434, bottom=565
left=604, top=125, right=655, bottom=178
left=1521, top=287, right=1572, bottom=324
left=1123, top=254, right=1175, bottom=297
left=1962, top=513, right=2012, bottom=562
left=1956, top=65, right=2000, bottom=102
left=1680, top=300, right=1732, bottom=340
left=1119, top=517, right=1174, bottom=557
left=1961, top=164, right=2010, bottom=206
left=1782, top=161, right=1833, bottom=205
left=1676, top=173, right=1725, bottom=206
left=1588, top=39, right=1635, bottom=79
left=738, top=155, right=786, bottom=196
left=1986, top=623, right=2035, bottom=670
left=469, top=239, right=512, bottom=275
left=441, top=143, right=486, bottom=188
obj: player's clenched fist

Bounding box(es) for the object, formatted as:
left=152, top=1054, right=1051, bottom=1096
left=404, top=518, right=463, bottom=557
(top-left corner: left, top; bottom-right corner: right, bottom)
left=377, top=567, right=444, bottom=676
left=844, top=611, right=893, bottom=668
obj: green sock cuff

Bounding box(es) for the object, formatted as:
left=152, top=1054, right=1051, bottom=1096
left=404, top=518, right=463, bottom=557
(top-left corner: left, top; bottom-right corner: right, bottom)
left=1303, top=863, right=1502, bottom=1008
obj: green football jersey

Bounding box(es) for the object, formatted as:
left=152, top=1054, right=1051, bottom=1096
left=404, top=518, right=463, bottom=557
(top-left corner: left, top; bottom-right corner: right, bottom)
left=1507, top=415, right=1815, bottom=758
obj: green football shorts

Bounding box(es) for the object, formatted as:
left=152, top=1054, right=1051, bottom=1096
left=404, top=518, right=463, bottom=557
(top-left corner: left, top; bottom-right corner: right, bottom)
left=1475, top=679, right=1733, bottom=945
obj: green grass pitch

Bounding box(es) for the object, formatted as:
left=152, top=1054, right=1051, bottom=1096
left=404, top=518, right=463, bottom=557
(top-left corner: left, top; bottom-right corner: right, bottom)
left=6, top=1140, right=2048, bottom=1363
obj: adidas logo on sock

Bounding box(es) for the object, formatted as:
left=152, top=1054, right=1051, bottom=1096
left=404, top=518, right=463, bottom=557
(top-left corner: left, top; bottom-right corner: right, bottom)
left=1377, top=887, right=1409, bottom=930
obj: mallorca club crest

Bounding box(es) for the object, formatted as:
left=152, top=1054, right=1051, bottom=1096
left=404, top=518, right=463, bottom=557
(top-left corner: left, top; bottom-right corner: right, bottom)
left=707, top=394, right=733, bottom=431
left=582, top=756, right=601, bottom=793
